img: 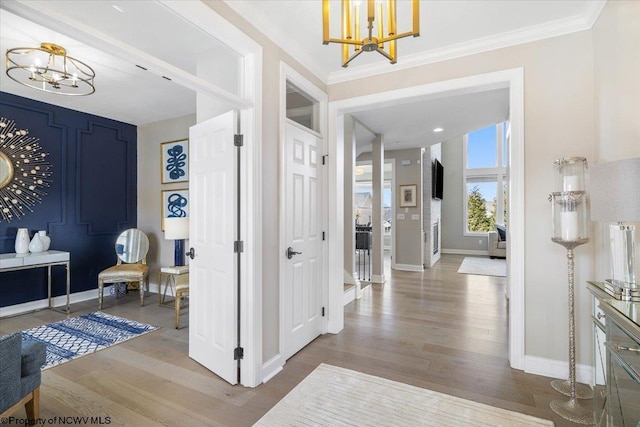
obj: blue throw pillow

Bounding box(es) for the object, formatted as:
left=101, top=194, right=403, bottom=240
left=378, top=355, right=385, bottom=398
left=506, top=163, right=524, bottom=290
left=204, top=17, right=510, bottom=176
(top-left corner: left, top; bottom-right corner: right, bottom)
left=496, top=224, right=507, bottom=241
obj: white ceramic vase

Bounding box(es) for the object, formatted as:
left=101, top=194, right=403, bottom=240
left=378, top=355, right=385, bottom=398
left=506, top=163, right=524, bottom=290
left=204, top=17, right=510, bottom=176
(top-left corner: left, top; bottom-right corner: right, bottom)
left=38, top=230, right=51, bottom=251
left=15, top=228, right=30, bottom=254
left=29, top=232, right=44, bottom=253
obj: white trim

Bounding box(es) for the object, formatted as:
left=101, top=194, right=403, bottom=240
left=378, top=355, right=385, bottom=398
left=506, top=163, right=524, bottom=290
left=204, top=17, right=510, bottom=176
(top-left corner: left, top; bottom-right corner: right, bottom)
left=278, top=62, right=329, bottom=371
left=441, top=249, right=490, bottom=256
left=370, top=274, right=386, bottom=283
left=328, top=68, right=525, bottom=370
left=261, top=355, right=284, bottom=384
left=343, top=285, right=357, bottom=306
left=524, top=355, right=593, bottom=385
left=393, top=264, right=424, bottom=272
left=0, top=288, right=97, bottom=318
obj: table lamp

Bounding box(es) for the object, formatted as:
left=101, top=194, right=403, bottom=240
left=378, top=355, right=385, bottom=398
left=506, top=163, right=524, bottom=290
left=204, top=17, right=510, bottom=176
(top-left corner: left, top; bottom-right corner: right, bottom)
left=164, top=217, right=189, bottom=266
left=590, top=157, right=640, bottom=302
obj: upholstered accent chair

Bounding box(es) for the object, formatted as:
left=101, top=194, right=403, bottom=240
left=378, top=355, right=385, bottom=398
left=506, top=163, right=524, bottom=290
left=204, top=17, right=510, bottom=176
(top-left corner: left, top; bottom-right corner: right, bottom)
left=98, top=228, right=150, bottom=309
left=0, top=333, right=46, bottom=424
left=488, top=223, right=507, bottom=259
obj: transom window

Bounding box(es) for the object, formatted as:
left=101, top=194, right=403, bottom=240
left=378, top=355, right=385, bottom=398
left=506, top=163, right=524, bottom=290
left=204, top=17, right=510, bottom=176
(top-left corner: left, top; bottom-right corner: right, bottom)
left=463, top=122, right=509, bottom=234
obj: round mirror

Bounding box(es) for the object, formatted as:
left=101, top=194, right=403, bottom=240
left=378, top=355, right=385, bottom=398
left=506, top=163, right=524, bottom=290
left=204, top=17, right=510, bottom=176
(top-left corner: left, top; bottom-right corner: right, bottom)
left=115, top=229, right=149, bottom=263
left=0, top=151, right=13, bottom=189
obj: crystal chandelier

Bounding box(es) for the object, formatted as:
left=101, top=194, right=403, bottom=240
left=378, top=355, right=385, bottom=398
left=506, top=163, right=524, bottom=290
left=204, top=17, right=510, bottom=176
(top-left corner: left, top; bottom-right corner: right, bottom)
left=5, top=43, right=95, bottom=96
left=322, top=0, right=420, bottom=67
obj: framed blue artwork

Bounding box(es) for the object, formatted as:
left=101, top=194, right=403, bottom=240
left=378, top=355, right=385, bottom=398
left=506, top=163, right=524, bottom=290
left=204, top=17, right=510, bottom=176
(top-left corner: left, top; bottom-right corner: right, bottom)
left=161, top=188, right=188, bottom=231
left=161, top=139, right=189, bottom=184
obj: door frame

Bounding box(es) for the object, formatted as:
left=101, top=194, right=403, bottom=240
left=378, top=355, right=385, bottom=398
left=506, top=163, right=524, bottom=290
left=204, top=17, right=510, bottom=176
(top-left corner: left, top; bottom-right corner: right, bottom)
left=327, top=68, right=526, bottom=369
left=264, top=62, right=328, bottom=382
left=1, top=0, right=265, bottom=387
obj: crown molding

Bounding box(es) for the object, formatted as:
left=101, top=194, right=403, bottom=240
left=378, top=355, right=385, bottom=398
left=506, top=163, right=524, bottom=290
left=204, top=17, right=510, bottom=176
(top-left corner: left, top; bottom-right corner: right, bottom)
left=223, top=0, right=329, bottom=84
left=328, top=6, right=606, bottom=84
left=223, top=0, right=607, bottom=86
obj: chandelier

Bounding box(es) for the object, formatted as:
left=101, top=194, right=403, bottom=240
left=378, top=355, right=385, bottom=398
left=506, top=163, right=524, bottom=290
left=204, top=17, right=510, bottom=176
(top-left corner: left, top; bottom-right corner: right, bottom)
left=5, top=43, right=95, bottom=95
left=322, top=0, right=420, bottom=67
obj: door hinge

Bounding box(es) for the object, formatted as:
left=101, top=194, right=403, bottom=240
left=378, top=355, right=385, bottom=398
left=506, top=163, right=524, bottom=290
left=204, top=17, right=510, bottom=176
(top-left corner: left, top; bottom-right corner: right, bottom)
left=322, top=155, right=328, bottom=165
left=322, top=307, right=326, bottom=317
left=234, top=240, right=244, bottom=253
left=234, top=134, right=244, bottom=147
left=322, top=231, right=326, bottom=241
left=234, top=347, right=244, bottom=360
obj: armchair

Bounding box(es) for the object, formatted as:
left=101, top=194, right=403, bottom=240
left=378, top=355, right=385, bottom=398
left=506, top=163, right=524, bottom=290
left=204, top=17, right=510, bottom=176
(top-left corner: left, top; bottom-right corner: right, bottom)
left=0, top=333, right=46, bottom=423
left=488, top=223, right=507, bottom=259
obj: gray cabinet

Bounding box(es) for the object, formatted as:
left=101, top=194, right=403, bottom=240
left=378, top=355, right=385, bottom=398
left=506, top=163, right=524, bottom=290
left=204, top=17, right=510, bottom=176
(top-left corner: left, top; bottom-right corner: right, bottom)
left=588, top=282, right=640, bottom=426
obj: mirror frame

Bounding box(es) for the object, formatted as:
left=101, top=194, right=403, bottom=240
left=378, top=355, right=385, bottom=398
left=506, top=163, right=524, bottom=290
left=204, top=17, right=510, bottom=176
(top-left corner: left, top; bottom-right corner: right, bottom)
left=0, top=150, right=13, bottom=189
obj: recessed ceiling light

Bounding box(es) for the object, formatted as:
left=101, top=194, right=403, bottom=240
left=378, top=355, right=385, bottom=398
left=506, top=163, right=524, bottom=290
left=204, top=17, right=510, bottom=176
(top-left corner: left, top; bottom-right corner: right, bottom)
left=112, top=5, right=125, bottom=13
left=433, top=127, right=444, bottom=133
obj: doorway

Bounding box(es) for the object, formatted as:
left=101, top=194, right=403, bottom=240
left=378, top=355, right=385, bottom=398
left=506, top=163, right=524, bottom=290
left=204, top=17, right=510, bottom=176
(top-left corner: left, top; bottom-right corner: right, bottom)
left=327, top=69, right=525, bottom=369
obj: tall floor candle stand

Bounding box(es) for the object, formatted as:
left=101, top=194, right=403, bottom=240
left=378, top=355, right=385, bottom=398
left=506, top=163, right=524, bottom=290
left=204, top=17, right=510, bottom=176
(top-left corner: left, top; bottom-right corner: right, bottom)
left=549, top=157, right=593, bottom=425
left=549, top=239, right=593, bottom=424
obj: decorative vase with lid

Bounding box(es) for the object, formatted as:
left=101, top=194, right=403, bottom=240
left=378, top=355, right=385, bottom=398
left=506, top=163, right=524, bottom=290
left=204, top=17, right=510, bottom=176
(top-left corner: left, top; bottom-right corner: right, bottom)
left=15, top=228, right=30, bottom=254
left=29, top=232, right=44, bottom=253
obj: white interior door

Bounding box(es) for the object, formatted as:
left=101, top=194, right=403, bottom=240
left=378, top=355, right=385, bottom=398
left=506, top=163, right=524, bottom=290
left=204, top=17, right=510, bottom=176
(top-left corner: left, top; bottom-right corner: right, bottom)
left=283, top=121, right=323, bottom=360
left=189, top=110, right=238, bottom=385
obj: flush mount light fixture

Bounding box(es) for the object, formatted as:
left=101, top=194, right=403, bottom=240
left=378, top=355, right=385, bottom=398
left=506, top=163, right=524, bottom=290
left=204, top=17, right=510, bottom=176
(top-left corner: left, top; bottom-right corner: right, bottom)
left=433, top=127, right=444, bottom=133
left=5, top=43, right=95, bottom=96
left=323, top=0, right=420, bottom=67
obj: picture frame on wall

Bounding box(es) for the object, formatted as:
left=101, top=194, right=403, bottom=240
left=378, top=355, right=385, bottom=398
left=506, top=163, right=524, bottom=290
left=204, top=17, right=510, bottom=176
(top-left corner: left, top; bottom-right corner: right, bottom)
left=399, top=184, right=417, bottom=207
left=161, top=188, right=189, bottom=231
left=161, top=139, right=189, bottom=184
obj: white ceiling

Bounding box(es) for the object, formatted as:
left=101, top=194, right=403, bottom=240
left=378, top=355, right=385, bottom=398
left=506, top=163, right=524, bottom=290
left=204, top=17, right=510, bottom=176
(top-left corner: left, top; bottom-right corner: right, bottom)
left=0, top=1, right=604, bottom=147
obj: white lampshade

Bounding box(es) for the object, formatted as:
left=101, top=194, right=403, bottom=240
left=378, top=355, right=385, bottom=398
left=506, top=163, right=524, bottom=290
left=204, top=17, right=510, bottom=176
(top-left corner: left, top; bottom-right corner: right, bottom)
left=590, top=157, right=640, bottom=222
left=164, top=217, right=189, bottom=240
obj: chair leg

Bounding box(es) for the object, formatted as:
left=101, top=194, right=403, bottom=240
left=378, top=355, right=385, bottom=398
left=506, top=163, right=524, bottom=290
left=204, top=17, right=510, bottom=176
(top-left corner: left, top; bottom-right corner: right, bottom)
left=98, top=279, right=104, bottom=309
left=175, top=291, right=181, bottom=329
left=25, top=387, right=40, bottom=424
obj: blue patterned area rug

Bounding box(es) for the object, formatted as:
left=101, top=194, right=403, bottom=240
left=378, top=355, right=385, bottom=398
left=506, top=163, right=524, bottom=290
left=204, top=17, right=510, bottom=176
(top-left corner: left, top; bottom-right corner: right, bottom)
left=22, top=312, right=158, bottom=370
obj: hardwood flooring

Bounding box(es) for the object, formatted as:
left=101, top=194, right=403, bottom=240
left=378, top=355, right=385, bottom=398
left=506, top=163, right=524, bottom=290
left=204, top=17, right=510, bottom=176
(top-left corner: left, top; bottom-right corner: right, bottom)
left=1, top=254, right=583, bottom=426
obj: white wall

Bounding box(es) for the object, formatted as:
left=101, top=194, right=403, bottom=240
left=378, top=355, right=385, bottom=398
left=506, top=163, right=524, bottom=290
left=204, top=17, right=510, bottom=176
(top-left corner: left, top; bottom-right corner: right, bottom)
left=137, top=114, right=197, bottom=287
left=592, top=1, right=640, bottom=283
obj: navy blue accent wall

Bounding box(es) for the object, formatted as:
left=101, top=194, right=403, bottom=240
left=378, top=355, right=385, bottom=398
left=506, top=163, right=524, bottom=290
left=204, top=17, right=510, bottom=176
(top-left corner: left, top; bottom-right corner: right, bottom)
left=0, top=92, right=137, bottom=308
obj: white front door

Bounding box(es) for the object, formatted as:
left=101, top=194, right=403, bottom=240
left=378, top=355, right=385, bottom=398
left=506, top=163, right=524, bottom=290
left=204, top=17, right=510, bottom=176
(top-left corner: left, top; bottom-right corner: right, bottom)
left=283, top=121, right=324, bottom=360
left=189, top=110, right=238, bottom=385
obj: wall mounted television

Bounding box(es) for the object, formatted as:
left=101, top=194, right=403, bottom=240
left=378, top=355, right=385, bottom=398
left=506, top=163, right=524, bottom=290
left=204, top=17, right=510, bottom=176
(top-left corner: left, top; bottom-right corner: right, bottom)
left=432, top=159, right=444, bottom=200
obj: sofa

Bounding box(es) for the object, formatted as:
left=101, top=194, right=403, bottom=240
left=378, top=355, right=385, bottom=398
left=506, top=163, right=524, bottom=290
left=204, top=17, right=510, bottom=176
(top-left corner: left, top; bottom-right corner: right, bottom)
left=488, top=223, right=507, bottom=259
left=0, top=332, right=46, bottom=423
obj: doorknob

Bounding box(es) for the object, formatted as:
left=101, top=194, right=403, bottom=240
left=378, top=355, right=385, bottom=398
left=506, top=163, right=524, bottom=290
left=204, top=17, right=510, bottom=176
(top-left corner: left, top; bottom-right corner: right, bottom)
left=286, top=246, right=302, bottom=259
left=186, top=247, right=195, bottom=260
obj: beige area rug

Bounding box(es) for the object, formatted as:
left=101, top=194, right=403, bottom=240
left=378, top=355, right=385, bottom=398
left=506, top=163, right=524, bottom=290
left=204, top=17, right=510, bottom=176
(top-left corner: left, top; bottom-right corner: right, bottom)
left=457, top=256, right=506, bottom=277
left=254, top=364, right=553, bottom=426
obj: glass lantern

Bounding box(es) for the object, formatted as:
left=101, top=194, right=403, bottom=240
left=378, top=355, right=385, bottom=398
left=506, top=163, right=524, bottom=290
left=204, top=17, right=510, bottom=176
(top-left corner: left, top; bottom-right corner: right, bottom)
left=551, top=157, right=589, bottom=248
left=551, top=192, right=589, bottom=246
left=554, top=157, right=587, bottom=192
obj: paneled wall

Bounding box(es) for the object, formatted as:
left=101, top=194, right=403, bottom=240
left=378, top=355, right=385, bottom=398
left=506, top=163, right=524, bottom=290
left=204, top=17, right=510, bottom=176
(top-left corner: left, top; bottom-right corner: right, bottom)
left=0, top=92, right=137, bottom=307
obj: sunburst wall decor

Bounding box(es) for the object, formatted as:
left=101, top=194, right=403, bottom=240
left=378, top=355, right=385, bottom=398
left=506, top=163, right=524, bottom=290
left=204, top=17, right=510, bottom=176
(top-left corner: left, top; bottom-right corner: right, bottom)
left=0, top=117, right=52, bottom=222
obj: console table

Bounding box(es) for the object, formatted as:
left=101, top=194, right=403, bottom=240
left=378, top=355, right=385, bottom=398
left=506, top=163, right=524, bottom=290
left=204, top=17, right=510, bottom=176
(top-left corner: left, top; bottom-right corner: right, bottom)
left=587, top=281, right=640, bottom=426
left=0, top=251, right=71, bottom=315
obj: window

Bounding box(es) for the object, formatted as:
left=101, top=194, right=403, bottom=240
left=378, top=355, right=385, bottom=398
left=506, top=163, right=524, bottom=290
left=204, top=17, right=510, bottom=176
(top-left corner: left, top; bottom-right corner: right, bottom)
left=463, top=122, right=508, bottom=234
left=286, top=81, right=319, bottom=132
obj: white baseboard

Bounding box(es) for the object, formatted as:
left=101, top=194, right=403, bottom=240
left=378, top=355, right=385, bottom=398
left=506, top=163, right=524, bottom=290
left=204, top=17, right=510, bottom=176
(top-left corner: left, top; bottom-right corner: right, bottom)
left=344, top=285, right=356, bottom=305
left=524, top=355, right=592, bottom=385
left=441, top=249, right=490, bottom=256
left=370, top=274, right=385, bottom=283
left=262, top=354, right=284, bottom=383
left=393, top=264, right=424, bottom=272
left=0, top=285, right=161, bottom=318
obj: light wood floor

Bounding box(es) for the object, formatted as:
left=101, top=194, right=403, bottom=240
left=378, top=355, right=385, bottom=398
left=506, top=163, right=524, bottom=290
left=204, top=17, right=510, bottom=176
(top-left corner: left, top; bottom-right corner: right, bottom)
left=1, top=254, right=584, bottom=426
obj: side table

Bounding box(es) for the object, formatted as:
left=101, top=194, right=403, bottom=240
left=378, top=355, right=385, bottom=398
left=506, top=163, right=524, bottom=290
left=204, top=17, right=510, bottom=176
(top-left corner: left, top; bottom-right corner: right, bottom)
left=158, top=266, right=189, bottom=329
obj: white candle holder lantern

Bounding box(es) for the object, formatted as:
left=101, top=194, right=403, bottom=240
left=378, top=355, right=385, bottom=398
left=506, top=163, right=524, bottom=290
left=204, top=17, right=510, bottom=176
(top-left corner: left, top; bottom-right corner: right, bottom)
left=549, top=156, right=593, bottom=425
